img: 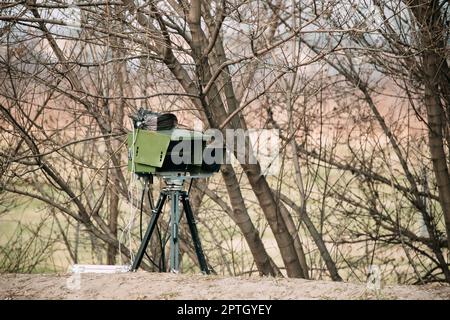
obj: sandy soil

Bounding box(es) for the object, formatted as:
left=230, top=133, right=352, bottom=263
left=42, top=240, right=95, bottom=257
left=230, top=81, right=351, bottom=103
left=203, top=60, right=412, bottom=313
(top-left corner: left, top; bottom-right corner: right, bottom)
left=1, top=272, right=449, bottom=300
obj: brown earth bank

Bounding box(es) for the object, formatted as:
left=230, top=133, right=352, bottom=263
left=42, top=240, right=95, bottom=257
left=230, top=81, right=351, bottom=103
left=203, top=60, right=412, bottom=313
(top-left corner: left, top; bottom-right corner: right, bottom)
left=1, top=272, right=449, bottom=300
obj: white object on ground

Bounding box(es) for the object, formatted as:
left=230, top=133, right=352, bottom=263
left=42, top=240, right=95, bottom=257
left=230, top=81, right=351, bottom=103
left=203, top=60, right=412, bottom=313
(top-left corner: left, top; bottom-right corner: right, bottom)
left=70, top=264, right=130, bottom=274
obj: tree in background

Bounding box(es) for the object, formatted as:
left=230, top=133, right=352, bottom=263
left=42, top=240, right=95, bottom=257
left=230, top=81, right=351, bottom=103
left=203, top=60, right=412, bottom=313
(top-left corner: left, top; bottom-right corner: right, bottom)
left=0, top=0, right=448, bottom=283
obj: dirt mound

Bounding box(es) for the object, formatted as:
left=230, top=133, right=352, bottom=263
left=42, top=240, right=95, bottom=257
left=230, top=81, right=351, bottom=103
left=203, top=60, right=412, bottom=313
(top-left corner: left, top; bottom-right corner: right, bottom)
left=1, top=272, right=449, bottom=300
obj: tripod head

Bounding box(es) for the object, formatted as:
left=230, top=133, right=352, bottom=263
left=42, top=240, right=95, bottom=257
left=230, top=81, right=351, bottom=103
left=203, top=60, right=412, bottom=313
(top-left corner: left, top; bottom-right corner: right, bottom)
left=139, top=171, right=213, bottom=193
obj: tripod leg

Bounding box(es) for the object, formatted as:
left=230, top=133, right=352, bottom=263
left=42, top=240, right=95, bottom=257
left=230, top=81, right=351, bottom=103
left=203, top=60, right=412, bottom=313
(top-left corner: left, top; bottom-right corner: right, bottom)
left=131, top=193, right=167, bottom=271
left=169, top=190, right=181, bottom=272
left=181, top=192, right=210, bottom=274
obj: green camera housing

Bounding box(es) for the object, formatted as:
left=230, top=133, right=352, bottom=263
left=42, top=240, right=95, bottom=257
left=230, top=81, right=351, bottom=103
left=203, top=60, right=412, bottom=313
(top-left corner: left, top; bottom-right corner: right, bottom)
left=127, top=128, right=222, bottom=176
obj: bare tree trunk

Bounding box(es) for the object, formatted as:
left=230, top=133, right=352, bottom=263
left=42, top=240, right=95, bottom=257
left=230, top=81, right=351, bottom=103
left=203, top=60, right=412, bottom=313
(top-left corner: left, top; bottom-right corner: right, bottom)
left=107, top=14, right=127, bottom=264
left=278, top=192, right=343, bottom=281
left=409, top=0, right=450, bottom=255
left=220, top=165, right=281, bottom=276
left=186, top=0, right=304, bottom=278
left=423, top=61, right=450, bottom=252
left=107, top=179, right=119, bottom=265
left=239, top=163, right=305, bottom=278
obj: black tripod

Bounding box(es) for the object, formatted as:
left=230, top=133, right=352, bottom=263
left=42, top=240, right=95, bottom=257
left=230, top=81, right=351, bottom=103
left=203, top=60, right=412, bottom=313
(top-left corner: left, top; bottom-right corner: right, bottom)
left=130, top=181, right=209, bottom=274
